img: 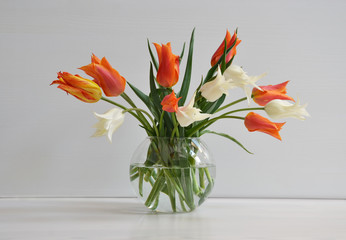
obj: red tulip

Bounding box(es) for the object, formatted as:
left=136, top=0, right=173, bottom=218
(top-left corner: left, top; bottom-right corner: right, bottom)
left=161, top=90, right=181, bottom=112
left=80, top=54, right=126, bottom=97
left=252, top=81, right=295, bottom=106
left=154, top=43, right=180, bottom=88
left=211, top=30, right=241, bottom=66
left=51, top=72, right=102, bottom=103
left=244, top=112, right=285, bottom=140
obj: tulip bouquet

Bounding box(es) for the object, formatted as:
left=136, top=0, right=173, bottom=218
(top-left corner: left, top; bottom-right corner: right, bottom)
left=51, top=28, right=309, bottom=212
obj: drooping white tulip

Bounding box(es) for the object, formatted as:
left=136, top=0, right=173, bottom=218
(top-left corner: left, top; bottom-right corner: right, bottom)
left=176, top=93, right=212, bottom=127
left=264, top=99, right=310, bottom=120
left=200, top=67, right=232, bottom=102
left=224, top=65, right=266, bottom=104
left=92, top=108, right=125, bottom=142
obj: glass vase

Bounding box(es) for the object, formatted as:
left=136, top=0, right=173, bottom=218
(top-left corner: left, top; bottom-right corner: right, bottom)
left=129, top=137, right=215, bottom=213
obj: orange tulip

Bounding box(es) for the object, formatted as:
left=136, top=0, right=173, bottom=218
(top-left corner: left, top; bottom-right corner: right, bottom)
left=51, top=72, right=102, bottom=103
left=244, top=112, right=285, bottom=140
left=161, top=90, right=181, bottom=112
left=252, top=81, right=295, bottom=106
left=79, top=54, right=126, bottom=97
left=154, top=43, right=180, bottom=88
left=211, top=30, right=241, bottom=66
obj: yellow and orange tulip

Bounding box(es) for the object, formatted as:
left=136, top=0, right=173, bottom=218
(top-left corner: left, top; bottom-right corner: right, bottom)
left=244, top=112, right=285, bottom=140
left=252, top=81, right=294, bottom=106
left=211, top=30, right=241, bottom=66
left=161, top=90, right=181, bottom=113
left=51, top=72, right=102, bottom=103
left=80, top=54, right=126, bottom=97
left=154, top=43, right=180, bottom=88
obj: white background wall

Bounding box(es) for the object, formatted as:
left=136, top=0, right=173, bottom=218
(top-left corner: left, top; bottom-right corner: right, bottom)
left=1, top=0, right=345, bottom=198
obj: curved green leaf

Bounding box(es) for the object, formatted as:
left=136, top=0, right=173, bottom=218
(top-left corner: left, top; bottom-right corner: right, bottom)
left=177, top=28, right=195, bottom=106
left=201, top=130, right=253, bottom=154
left=147, top=39, right=159, bottom=71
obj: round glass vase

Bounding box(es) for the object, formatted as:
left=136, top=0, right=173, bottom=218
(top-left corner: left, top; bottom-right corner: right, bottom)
left=129, top=137, right=215, bottom=213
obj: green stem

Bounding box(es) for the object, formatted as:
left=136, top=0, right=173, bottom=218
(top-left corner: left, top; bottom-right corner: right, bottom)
left=101, top=97, right=153, bottom=134
left=191, top=168, right=201, bottom=195
left=204, top=168, right=213, bottom=185
left=120, top=93, right=153, bottom=132
left=159, top=111, right=165, bottom=137
left=123, top=108, right=159, bottom=136
left=218, top=107, right=265, bottom=118
left=138, top=169, right=144, bottom=197
left=215, top=97, right=247, bottom=113
left=170, top=113, right=180, bottom=139
left=165, top=174, right=177, bottom=212
left=199, top=168, right=205, bottom=189
left=163, top=170, right=186, bottom=201
left=179, top=195, right=188, bottom=212
left=187, top=115, right=245, bottom=137
left=101, top=96, right=127, bottom=110
left=145, top=170, right=165, bottom=208
left=199, top=116, right=245, bottom=133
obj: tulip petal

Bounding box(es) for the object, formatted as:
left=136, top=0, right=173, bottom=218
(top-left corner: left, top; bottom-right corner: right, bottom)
left=245, top=112, right=285, bottom=140
left=80, top=54, right=126, bottom=97
left=253, top=81, right=295, bottom=106
left=264, top=98, right=310, bottom=120
left=154, top=42, right=180, bottom=88
left=200, top=67, right=232, bottom=102
left=51, top=72, right=102, bottom=103
left=176, top=92, right=211, bottom=127
left=161, top=90, right=181, bottom=112
left=92, top=108, right=125, bottom=143
left=211, top=30, right=241, bottom=66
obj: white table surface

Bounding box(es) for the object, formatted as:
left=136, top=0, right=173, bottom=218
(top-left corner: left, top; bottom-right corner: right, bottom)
left=1, top=198, right=345, bottom=240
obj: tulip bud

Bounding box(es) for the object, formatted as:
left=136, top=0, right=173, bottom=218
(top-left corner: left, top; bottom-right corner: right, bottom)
left=154, top=43, right=180, bottom=88
left=161, top=90, right=181, bottom=113
left=80, top=54, right=126, bottom=97
left=253, top=81, right=294, bottom=106
left=244, top=112, right=285, bottom=140
left=264, top=99, right=310, bottom=120
left=211, top=30, right=241, bottom=66
left=92, top=108, right=125, bottom=143
left=51, top=72, right=102, bottom=103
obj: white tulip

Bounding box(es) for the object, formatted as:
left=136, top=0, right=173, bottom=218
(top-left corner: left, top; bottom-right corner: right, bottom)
left=176, top=93, right=212, bottom=127
left=92, top=108, right=125, bottom=142
left=224, top=65, right=266, bottom=104
left=264, top=99, right=310, bottom=120
left=200, top=67, right=232, bottom=102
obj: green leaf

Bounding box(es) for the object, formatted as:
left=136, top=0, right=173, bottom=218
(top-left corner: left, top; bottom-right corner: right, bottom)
left=201, top=130, right=253, bottom=154
left=201, top=95, right=226, bottom=114
left=147, top=39, right=159, bottom=72
left=225, top=55, right=235, bottom=69
left=149, top=64, right=162, bottom=119
left=221, top=39, right=227, bottom=73
left=202, top=64, right=218, bottom=84
left=127, top=81, right=155, bottom=116
left=179, top=42, right=186, bottom=62
left=177, top=28, right=195, bottom=106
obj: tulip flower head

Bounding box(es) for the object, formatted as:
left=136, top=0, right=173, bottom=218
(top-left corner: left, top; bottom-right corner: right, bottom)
left=176, top=93, right=211, bottom=127
left=80, top=54, right=126, bottom=97
left=244, top=112, right=285, bottom=140
left=224, top=65, right=266, bottom=104
left=264, top=99, right=310, bottom=120
left=154, top=42, right=180, bottom=88
left=92, top=108, right=125, bottom=143
left=51, top=72, right=102, bottom=103
left=161, top=90, right=181, bottom=113
left=211, top=30, right=241, bottom=66
left=200, top=66, right=233, bottom=102
left=253, top=81, right=295, bottom=106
